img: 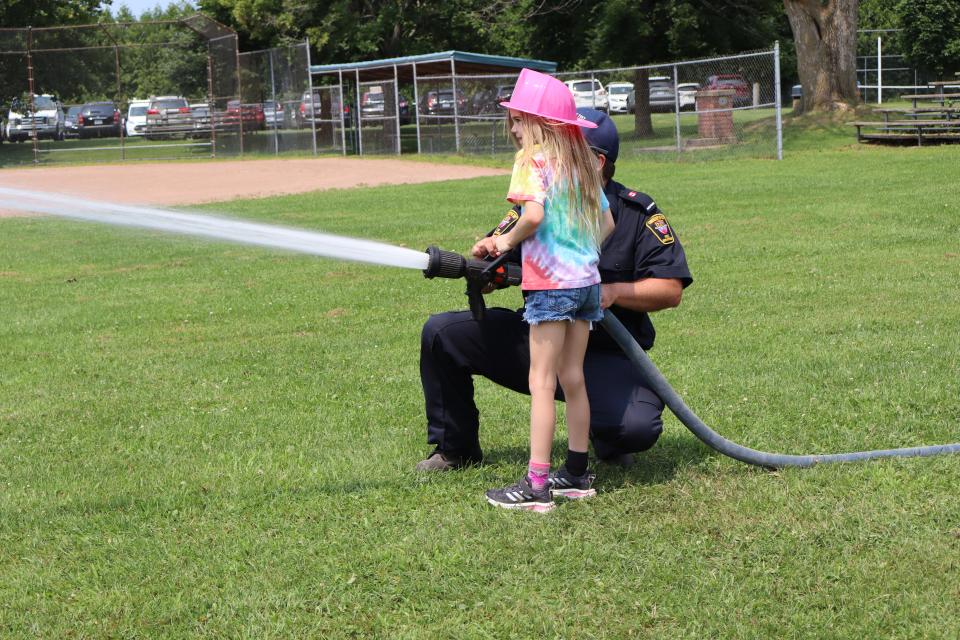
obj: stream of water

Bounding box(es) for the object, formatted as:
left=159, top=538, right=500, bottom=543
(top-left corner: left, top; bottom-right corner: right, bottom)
left=0, top=187, right=430, bottom=270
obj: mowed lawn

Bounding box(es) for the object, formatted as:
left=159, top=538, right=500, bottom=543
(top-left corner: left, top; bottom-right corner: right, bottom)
left=1, top=123, right=959, bottom=638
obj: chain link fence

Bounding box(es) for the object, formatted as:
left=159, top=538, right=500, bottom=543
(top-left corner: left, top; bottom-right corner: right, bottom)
left=0, top=16, right=242, bottom=166
left=237, top=42, right=321, bottom=156
left=554, top=47, right=782, bottom=160
left=0, top=21, right=782, bottom=165
left=406, top=47, right=781, bottom=160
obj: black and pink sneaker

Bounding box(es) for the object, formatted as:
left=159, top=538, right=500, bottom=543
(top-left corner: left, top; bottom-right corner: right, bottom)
left=485, top=475, right=555, bottom=512
left=548, top=466, right=597, bottom=499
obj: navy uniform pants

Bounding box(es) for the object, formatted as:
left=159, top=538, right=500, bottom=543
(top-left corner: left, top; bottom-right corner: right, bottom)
left=421, top=308, right=664, bottom=461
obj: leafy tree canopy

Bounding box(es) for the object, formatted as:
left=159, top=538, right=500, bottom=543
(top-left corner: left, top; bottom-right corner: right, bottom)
left=896, top=0, right=960, bottom=77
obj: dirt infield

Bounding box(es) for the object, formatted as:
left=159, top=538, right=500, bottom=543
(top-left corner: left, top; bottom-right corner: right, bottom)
left=0, top=158, right=508, bottom=217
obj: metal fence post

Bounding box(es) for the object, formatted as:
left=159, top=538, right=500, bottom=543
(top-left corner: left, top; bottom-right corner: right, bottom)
left=393, top=64, right=401, bottom=154
left=774, top=41, right=783, bottom=161
left=412, top=62, right=421, bottom=154
left=356, top=68, right=363, bottom=155
left=207, top=44, right=217, bottom=158
left=673, top=64, right=681, bottom=153
left=235, top=35, right=244, bottom=156
left=877, top=36, right=883, bottom=105
left=115, top=44, right=125, bottom=161
left=269, top=49, right=279, bottom=155
left=338, top=68, right=346, bottom=155
left=450, top=58, right=461, bottom=152
left=305, top=38, right=317, bottom=156
left=590, top=70, right=596, bottom=108
left=27, top=27, right=38, bottom=165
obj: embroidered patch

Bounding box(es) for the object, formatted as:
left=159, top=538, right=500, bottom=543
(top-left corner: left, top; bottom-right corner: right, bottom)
left=645, top=213, right=675, bottom=245
left=492, top=210, right=520, bottom=236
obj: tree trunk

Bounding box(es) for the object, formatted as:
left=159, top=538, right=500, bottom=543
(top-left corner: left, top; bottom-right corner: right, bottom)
left=784, top=0, right=860, bottom=113
left=632, top=68, right=654, bottom=138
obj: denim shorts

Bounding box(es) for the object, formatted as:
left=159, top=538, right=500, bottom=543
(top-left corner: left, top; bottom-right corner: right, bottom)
left=523, top=284, right=603, bottom=325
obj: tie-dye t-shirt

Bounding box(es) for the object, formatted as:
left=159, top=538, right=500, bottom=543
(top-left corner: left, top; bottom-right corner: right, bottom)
left=506, top=148, right=609, bottom=291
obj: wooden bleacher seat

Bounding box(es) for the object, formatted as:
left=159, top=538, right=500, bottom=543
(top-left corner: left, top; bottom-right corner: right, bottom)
left=849, top=118, right=960, bottom=145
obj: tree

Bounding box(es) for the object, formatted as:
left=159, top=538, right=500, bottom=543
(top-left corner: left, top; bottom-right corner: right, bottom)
left=0, top=0, right=106, bottom=104
left=897, top=0, right=960, bottom=79
left=590, top=0, right=787, bottom=137
left=783, top=0, right=859, bottom=113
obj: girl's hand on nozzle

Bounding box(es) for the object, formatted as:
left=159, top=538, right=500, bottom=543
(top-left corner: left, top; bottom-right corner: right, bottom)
left=472, top=236, right=498, bottom=258
left=494, top=234, right=513, bottom=256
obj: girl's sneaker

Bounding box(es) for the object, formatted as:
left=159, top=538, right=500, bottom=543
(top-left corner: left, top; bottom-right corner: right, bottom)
left=548, top=466, right=597, bottom=499
left=485, top=476, right=556, bottom=512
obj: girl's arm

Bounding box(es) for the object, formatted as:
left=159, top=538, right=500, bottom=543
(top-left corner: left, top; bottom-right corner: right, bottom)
left=599, top=207, right=615, bottom=244
left=492, top=201, right=543, bottom=255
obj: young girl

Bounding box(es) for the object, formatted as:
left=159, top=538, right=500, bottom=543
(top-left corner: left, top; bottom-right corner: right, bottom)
left=475, top=68, right=615, bottom=512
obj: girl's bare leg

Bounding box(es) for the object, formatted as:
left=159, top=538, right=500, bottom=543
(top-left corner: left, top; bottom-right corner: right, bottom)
left=528, top=321, right=566, bottom=464
left=558, top=320, right=591, bottom=453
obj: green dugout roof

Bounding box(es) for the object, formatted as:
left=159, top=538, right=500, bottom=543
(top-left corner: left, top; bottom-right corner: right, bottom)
left=310, top=50, right=556, bottom=81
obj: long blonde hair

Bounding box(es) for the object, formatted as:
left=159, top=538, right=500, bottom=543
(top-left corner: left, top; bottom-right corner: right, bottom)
left=506, top=110, right=605, bottom=249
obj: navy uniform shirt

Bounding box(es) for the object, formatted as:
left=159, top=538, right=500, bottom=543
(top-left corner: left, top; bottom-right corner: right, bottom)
left=591, top=179, right=693, bottom=351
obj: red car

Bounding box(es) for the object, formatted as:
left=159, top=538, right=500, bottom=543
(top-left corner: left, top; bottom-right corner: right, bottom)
left=705, top=74, right=751, bottom=106
left=225, top=100, right=265, bottom=131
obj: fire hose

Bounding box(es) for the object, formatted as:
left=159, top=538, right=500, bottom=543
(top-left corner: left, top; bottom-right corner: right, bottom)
left=422, top=245, right=960, bottom=470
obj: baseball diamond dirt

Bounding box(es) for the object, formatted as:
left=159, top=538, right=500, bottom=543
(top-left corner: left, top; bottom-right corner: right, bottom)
left=0, top=158, right=508, bottom=217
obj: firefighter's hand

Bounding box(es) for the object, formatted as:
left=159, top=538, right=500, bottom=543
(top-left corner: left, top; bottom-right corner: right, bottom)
left=600, top=283, right=619, bottom=309
left=471, top=236, right=498, bottom=259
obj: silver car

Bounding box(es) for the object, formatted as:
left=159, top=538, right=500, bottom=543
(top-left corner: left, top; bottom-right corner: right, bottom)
left=607, top=82, right=634, bottom=114
left=144, top=95, right=192, bottom=139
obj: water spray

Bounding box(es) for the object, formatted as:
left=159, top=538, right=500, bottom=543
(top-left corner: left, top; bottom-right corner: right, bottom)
left=5, top=187, right=958, bottom=469
left=0, top=187, right=430, bottom=271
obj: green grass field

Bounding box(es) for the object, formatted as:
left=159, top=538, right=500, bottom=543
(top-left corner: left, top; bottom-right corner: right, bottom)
left=2, top=116, right=959, bottom=638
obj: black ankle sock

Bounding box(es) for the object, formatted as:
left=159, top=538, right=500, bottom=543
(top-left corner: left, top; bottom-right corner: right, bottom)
left=565, top=449, right=588, bottom=477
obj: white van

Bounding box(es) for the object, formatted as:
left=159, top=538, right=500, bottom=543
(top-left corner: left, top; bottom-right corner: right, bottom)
left=126, top=99, right=149, bottom=136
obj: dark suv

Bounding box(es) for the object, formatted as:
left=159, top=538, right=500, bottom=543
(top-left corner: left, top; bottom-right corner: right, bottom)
left=420, top=90, right=466, bottom=116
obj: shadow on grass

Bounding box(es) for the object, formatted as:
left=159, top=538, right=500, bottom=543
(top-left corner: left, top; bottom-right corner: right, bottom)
left=481, top=433, right=712, bottom=488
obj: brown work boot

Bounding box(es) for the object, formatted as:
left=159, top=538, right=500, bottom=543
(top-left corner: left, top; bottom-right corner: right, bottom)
left=598, top=452, right=635, bottom=469
left=415, top=451, right=479, bottom=471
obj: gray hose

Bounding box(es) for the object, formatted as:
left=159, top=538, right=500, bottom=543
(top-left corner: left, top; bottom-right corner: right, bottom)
left=601, top=311, right=960, bottom=469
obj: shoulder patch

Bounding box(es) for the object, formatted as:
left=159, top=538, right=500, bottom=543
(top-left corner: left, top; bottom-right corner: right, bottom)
left=619, top=187, right=657, bottom=212
left=645, top=213, right=675, bottom=245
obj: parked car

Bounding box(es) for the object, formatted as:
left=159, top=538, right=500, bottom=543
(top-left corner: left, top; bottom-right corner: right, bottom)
left=64, top=105, right=82, bottom=137
left=704, top=74, right=751, bottom=106
left=144, top=95, right=192, bottom=139
left=262, top=100, right=286, bottom=128
left=563, top=79, right=608, bottom=112
left=297, top=89, right=349, bottom=128
left=678, top=82, right=699, bottom=110
left=225, top=100, right=265, bottom=131
left=77, top=101, right=122, bottom=138
left=607, top=82, right=633, bottom=113
left=398, top=94, right=412, bottom=124
left=5, top=93, right=65, bottom=142
left=125, top=99, right=149, bottom=136
left=625, top=77, right=677, bottom=113
left=648, top=78, right=677, bottom=112
left=360, top=89, right=385, bottom=118
left=189, top=103, right=212, bottom=138
left=420, top=89, right=466, bottom=116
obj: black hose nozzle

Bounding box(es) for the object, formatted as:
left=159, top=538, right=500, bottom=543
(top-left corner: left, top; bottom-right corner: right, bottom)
left=423, top=246, right=467, bottom=280
left=423, top=245, right=521, bottom=321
